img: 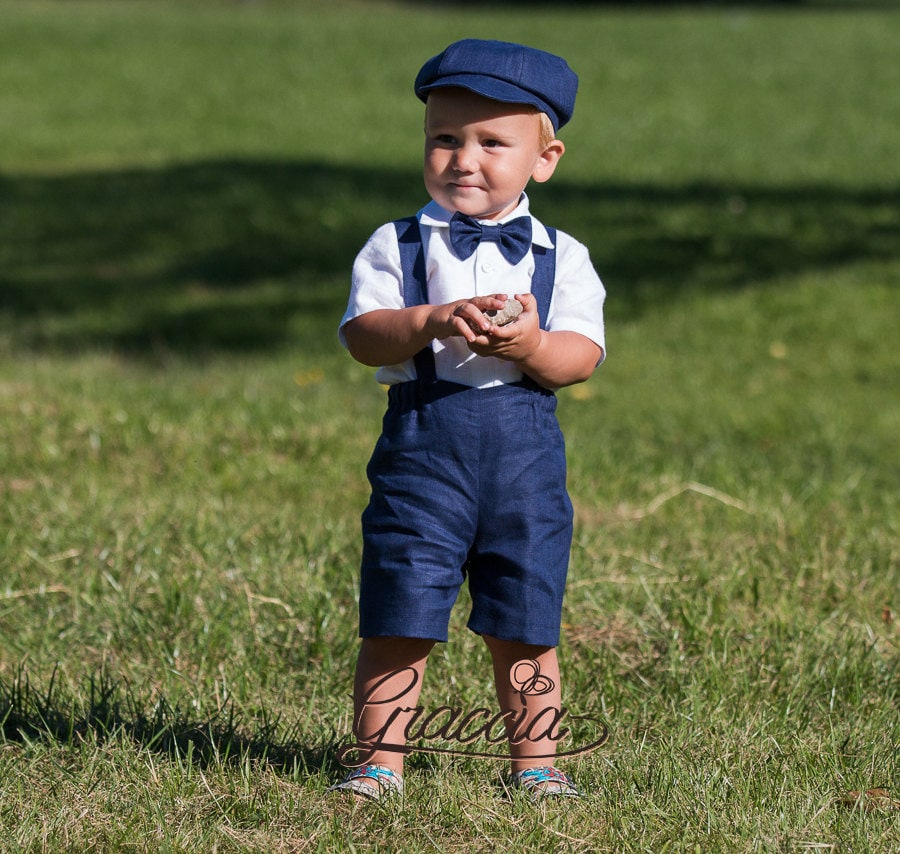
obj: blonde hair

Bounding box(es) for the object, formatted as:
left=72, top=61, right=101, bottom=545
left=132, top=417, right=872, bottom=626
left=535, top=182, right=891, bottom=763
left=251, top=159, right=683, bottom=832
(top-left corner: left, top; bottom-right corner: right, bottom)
left=535, top=111, right=557, bottom=151
left=514, top=105, right=557, bottom=151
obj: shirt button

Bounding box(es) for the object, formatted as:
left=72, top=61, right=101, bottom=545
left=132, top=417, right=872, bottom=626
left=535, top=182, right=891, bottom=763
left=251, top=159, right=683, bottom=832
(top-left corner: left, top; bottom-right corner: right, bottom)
left=481, top=262, right=495, bottom=273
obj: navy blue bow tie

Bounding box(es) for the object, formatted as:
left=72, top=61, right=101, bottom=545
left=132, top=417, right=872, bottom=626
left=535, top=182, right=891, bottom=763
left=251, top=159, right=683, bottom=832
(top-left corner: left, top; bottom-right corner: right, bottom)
left=449, top=213, right=533, bottom=265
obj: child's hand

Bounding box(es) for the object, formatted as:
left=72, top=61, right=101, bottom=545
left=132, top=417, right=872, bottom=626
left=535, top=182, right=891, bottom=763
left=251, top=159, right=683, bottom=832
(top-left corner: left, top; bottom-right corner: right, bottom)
left=428, top=294, right=510, bottom=342
left=466, top=292, right=542, bottom=362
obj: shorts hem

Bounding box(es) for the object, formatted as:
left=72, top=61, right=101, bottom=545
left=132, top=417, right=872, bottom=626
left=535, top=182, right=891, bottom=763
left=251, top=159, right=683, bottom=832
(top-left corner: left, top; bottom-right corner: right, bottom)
left=467, top=620, right=561, bottom=648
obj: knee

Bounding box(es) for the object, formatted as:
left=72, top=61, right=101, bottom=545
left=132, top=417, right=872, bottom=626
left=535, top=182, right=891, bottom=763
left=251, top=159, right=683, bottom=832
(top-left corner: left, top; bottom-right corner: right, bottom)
left=361, top=636, right=436, bottom=660
left=481, top=634, right=554, bottom=660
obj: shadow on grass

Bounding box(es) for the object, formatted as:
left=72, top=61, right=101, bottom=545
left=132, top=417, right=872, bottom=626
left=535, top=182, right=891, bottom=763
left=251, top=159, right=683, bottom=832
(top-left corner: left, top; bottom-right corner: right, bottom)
left=1, top=158, right=897, bottom=354
left=0, top=666, right=343, bottom=776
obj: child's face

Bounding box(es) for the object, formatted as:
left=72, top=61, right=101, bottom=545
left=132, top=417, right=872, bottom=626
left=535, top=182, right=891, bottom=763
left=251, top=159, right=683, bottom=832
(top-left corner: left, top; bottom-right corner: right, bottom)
left=423, top=88, right=564, bottom=221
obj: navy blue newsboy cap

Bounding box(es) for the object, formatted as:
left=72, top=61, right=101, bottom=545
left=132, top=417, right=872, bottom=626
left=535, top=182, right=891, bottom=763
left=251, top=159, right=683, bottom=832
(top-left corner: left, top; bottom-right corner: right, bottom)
left=414, top=39, right=578, bottom=132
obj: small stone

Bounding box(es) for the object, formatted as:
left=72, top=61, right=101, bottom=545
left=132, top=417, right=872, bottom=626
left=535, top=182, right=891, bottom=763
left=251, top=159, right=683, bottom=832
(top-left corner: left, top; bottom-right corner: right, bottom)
left=484, top=298, right=523, bottom=327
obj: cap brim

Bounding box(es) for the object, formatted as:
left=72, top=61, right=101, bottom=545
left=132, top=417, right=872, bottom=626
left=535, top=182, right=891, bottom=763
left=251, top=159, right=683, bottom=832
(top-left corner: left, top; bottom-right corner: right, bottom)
left=417, top=74, right=558, bottom=130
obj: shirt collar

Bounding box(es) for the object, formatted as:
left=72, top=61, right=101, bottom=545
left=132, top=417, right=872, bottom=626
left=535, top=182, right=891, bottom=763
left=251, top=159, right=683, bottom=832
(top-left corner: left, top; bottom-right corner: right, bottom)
left=418, top=194, right=554, bottom=249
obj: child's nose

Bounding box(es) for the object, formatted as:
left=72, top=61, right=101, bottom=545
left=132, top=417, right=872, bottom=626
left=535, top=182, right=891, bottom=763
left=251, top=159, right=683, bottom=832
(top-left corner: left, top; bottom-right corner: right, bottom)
left=451, top=144, right=478, bottom=173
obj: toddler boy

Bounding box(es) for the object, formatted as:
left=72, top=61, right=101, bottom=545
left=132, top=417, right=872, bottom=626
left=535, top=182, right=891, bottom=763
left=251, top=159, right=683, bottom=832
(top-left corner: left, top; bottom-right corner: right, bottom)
left=332, top=38, right=606, bottom=801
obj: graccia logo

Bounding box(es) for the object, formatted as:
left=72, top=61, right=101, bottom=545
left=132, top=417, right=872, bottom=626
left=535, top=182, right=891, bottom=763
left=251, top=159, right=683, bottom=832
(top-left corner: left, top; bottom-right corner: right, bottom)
left=337, top=659, right=608, bottom=767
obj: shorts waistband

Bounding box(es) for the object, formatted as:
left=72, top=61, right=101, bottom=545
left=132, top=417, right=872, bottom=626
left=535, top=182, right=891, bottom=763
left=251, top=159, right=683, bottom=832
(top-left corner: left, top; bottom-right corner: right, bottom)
left=387, top=377, right=555, bottom=409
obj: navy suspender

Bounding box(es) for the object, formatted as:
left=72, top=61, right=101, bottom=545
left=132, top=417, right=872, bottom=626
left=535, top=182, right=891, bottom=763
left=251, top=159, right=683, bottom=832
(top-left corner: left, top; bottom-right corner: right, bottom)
left=393, top=216, right=557, bottom=385
left=395, top=216, right=437, bottom=383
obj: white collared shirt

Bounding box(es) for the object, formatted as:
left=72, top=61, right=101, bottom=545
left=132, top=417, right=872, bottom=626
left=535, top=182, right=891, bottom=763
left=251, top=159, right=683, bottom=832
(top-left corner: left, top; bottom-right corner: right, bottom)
left=339, top=195, right=606, bottom=388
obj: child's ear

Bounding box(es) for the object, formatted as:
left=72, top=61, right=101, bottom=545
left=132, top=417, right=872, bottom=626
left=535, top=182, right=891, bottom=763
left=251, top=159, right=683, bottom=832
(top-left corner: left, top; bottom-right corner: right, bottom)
left=532, top=139, right=565, bottom=184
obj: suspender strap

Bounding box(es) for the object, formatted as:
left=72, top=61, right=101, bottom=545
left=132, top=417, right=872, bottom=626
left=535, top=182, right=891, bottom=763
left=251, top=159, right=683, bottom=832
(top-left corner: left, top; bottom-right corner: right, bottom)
left=531, top=227, right=557, bottom=329
left=392, top=217, right=557, bottom=385
left=394, top=216, right=436, bottom=383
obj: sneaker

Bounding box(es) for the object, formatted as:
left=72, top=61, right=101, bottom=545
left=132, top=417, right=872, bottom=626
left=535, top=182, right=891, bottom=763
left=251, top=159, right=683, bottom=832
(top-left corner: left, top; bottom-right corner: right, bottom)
left=328, top=764, right=404, bottom=802
left=510, top=766, right=581, bottom=800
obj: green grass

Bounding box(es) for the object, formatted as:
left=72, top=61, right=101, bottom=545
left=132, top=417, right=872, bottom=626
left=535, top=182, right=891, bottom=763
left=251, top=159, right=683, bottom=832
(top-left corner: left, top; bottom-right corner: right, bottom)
left=1, top=1, right=898, bottom=851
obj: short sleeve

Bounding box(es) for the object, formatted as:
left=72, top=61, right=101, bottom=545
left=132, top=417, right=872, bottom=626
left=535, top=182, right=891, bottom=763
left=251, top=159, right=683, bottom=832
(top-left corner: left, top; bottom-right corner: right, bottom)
left=338, top=222, right=405, bottom=348
left=547, top=230, right=607, bottom=363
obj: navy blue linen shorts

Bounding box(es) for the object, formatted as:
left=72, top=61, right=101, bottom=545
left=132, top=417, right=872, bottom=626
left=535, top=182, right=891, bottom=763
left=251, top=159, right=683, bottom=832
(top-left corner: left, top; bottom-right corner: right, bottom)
left=358, top=379, right=573, bottom=647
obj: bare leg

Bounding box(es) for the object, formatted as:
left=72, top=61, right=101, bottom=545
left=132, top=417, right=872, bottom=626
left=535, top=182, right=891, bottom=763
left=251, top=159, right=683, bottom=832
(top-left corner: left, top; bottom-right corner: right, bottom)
left=351, top=636, right=436, bottom=776
left=482, top=635, right=564, bottom=775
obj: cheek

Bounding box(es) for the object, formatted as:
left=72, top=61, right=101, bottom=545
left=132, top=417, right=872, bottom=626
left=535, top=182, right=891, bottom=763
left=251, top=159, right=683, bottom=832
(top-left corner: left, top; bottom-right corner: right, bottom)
left=424, top=148, right=448, bottom=174
left=490, top=156, right=532, bottom=186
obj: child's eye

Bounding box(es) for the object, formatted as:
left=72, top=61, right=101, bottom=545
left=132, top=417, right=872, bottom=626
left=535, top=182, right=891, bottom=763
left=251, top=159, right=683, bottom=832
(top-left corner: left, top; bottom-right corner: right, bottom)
left=483, top=139, right=504, bottom=149
left=435, top=134, right=457, bottom=145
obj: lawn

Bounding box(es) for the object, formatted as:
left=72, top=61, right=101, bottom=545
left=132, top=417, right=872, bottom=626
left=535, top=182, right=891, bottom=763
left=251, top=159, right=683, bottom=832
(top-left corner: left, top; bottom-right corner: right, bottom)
left=0, top=1, right=898, bottom=851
